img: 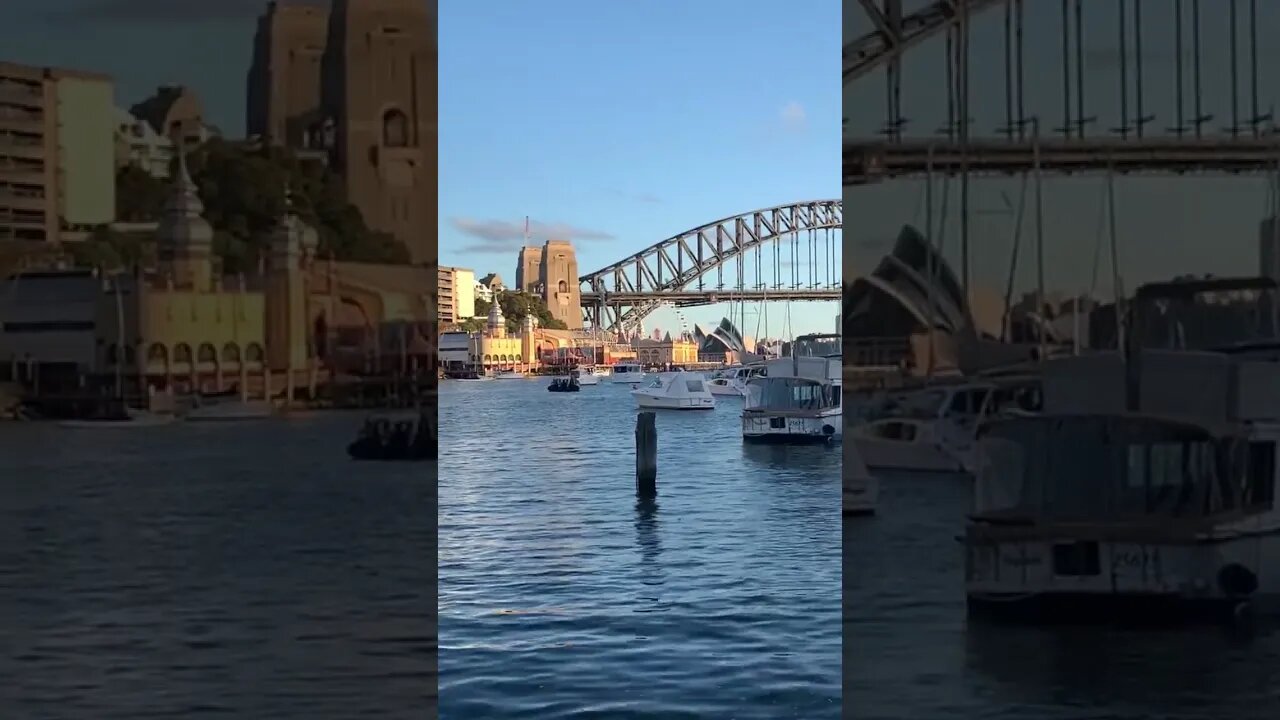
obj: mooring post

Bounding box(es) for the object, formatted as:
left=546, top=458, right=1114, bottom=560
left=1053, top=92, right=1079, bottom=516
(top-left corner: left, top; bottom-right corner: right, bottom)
left=635, top=411, right=657, bottom=498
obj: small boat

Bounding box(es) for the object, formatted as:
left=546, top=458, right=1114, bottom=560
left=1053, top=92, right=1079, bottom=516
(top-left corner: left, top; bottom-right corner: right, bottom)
left=455, top=372, right=492, bottom=382
left=632, top=371, right=715, bottom=410
left=742, top=338, right=841, bottom=444
left=494, top=370, right=526, bottom=380
left=571, top=367, right=599, bottom=386
left=347, top=410, right=436, bottom=461
left=60, top=403, right=176, bottom=429
left=591, top=366, right=612, bottom=378
left=186, top=398, right=274, bottom=422
left=610, top=362, right=646, bottom=385
left=548, top=377, right=581, bottom=392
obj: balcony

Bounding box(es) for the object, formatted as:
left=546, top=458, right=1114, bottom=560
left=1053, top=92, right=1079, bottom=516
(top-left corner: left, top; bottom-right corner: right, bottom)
left=0, top=191, right=47, bottom=211
left=0, top=82, right=44, bottom=109
left=0, top=139, right=45, bottom=160
left=0, top=113, right=43, bottom=133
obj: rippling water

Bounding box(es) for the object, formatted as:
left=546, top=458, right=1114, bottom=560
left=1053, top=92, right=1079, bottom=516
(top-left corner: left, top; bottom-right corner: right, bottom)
left=439, top=378, right=840, bottom=719
left=845, top=470, right=1280, bottom=719
left=0, top=414, right=436, bottom=719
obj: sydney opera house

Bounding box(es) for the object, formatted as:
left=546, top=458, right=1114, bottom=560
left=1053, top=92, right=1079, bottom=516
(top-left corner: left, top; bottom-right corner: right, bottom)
left=842, top=226, right=1089, bottom=374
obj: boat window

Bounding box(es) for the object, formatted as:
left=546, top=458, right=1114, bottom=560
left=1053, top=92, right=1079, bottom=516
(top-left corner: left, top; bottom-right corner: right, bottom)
left=646, top=376, right=664, bottom=388
left=976, top=416, right=1233, bottom=520
left=686, top=380, right=705, bottom=393
left=744, top=377, right=840, bottom=411
left=879, top=421, right=916, bottom=442
left=1246, top=441, right=1276, bottom=509
left=899, top=389, right=946, bottom=416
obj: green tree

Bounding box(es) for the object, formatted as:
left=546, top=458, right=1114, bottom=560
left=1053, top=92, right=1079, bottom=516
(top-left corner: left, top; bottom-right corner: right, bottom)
left=459, top=316, right=486, bottom=333
left=182, top=138, right=411, bottom=271
left=64, top=226, right=150, bottom=271
left=115, top=164, right=168, bottom=222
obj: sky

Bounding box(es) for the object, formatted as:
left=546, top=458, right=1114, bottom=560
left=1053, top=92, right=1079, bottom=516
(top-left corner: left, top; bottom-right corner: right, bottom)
left=0, top=0, right=268, bottom=134
left=846, top=0, right=1280, bottom=304
left=439, top=0, right=841, bottom=338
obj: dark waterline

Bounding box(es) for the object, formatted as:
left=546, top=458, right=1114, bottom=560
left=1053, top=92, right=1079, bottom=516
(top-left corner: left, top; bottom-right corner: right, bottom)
left=439, top=379, right=841, bottom=719
left=845, top=471, right=1280, bottom=719
left=0, top=414, right=437, bottom=719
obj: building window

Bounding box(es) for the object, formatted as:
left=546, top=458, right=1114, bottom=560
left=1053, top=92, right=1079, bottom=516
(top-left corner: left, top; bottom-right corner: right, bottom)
left=383, top=109, right=410, bottom=148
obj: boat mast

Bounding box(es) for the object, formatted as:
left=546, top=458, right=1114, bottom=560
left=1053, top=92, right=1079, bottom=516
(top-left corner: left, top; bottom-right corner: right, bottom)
left=114, top=274, right=125, bottom=400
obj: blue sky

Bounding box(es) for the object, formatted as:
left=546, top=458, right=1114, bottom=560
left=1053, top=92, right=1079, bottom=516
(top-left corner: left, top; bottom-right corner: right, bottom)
left=439, top=0, right=840, bottom=338
left=846, top=1, right=1280, bottom=303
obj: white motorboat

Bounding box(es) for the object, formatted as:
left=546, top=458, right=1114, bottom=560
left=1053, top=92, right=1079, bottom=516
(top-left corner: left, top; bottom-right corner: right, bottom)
left=571, top=367, right=599, bottom=386
left=610, top=362, right=646, bottom=384
left=965, top=276, right=1280, bottom=623
left=741, top=334, right=842, bottom=444
left=708, top=364, right=767, bottom=397
left=494, top=370, right=526, bottom=380
left=844, top=445, right=878, bottom=515
left=186, top=398, right=274, bottom=421
left=632, top=371, right=715, bottom=410
left=849, top=378, right=1039, bottom=474
left=591, top=366, right=612, bottom=378
left=61, top=405, right=176, bottom=429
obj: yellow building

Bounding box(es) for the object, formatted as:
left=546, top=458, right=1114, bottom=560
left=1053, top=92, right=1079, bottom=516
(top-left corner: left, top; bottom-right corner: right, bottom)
left=101, top=149, right=436, bottom=399
left=468, top=300, right=530, bottom=370
left=632, top=337, right=699, bottom=365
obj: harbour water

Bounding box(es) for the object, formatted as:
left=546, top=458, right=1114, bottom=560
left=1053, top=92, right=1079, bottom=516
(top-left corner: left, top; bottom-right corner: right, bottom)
left=846, top=470, right=1280, bottom=719
left=438, top=377, right=841, bottom=719
left=0, top=414, right=436, bottom=718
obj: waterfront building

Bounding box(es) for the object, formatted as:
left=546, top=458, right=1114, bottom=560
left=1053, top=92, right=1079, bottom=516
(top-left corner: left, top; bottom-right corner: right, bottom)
left=246, top=0, right=437, bottom=264
left=114, top=107, right=174, bottom=179
left=437, top=265, right=475, bottom=324
left=0, top=61, right=115, bottom=244
left=631, top=337, right=699, bottom=366
left=1, top=149, right=436, bottom=399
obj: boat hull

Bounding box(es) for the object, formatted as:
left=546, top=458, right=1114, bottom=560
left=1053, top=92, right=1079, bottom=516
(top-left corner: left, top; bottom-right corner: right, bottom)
left=635, top=396, right=714, bottom=410
left=742, top=412, right=841, bottom=444
left=852, top=436, right=963, bottom=473
left=187, top=401, right=274, bottom=421
left=965, top=531, right=1280, bottom=624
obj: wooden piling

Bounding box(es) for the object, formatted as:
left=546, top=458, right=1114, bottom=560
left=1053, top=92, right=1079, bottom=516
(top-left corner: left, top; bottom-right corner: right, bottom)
left=635, top=411, right=657, bottom=498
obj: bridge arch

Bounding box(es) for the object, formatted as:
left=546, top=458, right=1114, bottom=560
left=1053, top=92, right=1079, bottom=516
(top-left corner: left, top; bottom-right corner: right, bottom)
left=578, top=200, right=842, bottom=333
left=845, top=1, right=1005, bottom=86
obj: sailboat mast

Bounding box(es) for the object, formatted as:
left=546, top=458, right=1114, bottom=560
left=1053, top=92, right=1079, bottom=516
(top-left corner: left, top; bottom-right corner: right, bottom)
left=114, top=274, right=125, bottom=400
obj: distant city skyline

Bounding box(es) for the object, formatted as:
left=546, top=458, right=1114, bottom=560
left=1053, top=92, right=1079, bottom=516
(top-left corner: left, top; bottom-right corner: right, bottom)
left=440, top=0, right=840, bottom=336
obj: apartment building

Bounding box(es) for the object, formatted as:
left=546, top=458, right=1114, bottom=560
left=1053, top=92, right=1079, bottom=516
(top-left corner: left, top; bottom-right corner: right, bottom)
left=0, top=62, right=115, bottom=245
left=437, top=265, right=475, bottom=325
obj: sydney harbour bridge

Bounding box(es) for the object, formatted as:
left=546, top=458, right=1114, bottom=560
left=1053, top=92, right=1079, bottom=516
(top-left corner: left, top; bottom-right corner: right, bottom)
left=847, top=0, right=1280, bottom=293
left=577, top=201, right=842, bottom=335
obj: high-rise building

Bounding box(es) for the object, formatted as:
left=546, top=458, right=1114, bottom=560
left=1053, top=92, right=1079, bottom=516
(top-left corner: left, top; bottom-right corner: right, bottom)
left=246, top=0, right=437, bottom=265
left=437, top=265, right=475, bottom=325
left=0, top=61, right=115, bottom=244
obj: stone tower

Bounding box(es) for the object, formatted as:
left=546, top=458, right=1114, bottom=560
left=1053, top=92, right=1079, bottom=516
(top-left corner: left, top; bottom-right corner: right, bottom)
left=265, top=186, right=316, bottom=373
left=246, top=1, right=329, bottom=147
left=322, top=0, right=437, bottom=265
left=516, top=245, right=543, bottom=292
left=539, top=240, right=582, bottom=329
left=156, top=150, right=214, bottom=292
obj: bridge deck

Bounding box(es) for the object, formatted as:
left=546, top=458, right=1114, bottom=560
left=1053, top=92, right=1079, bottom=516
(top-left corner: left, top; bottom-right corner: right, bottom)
left=581, top=289, right=838, bottom=307
left=845, top=137, right=1280, bottom=185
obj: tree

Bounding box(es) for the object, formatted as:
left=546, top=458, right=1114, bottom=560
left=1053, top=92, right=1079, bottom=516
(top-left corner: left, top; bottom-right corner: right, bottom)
left=64, top=226, right=150, bottom=271
left=181, top=138, right=412, bottom=271
left=115, top=164, right=167, bottom=222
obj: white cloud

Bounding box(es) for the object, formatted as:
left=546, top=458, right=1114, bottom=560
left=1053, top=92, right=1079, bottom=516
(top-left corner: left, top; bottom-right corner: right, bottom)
left=779, top=101, right=807, bottom=132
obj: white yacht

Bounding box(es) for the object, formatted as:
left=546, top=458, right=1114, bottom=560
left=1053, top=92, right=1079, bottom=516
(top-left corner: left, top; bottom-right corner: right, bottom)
left=591, top=366, right=612, bottom=378
left=741, top=334, right=841, bottom=444
left=610, top=362, right=646, bottom=385
left=849, top=377, right=1041, bottom=475
left=965, top=277, right=1280, bottom=623
left=632, top=371, right=715, bottom=410
left=707, top=364, right=767, bottom=397
left=844, top=444, right=878, bottom=515
left=570, top=367, right=599, bottom=386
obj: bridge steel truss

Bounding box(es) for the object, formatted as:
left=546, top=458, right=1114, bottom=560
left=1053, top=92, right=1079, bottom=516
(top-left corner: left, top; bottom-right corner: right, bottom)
left=846, top=0, right=1280, bottom=180
left=578, top=201, right=842, bottom=335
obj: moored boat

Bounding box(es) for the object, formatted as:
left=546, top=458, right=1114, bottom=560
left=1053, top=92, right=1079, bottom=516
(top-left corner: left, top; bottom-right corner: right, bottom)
left=632, top=371, right=715, bottom=410
left=741, top=334, right=841, bottom=444
left=347, top=410, right=436, bottom=461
